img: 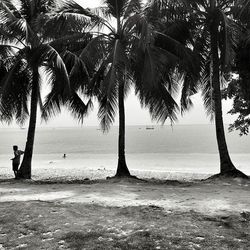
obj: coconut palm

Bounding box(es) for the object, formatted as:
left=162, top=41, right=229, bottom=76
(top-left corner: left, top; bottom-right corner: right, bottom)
left=221, top=0, right=250, bottom=136
left=55, top=0, right=198, bottom=177
left=166, top=0, right=249, bottom=178
left=0, top=0, right=91, bottom=179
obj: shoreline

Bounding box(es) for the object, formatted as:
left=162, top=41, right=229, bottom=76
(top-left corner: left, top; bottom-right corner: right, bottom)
left=0, top=160, right=248, bottom=182
left=0, top=169, right=249, bottom=249
left=0, top=167, right=212, bottom=182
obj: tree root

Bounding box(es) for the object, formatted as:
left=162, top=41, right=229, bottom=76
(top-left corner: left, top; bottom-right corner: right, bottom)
left=106, top=174, right=146, bottom=183
left=207, top=168, right=249, bottom=180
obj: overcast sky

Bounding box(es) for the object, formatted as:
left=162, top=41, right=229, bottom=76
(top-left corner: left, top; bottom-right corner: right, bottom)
left=0, top=0, right=237, bottom=128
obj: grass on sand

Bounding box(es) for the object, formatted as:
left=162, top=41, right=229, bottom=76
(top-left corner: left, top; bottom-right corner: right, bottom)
left=0, top=178, right=249, bottom=249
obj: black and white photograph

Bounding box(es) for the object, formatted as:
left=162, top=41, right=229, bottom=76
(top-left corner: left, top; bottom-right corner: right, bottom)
left=0, top=0, right=250, bottom=249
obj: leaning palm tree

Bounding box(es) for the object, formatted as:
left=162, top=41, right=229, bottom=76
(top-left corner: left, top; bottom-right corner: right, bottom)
left=55, top=0, right=196, bottom=177
left=168, top=0, right=249, bottom=178
left=0, top=0, right=90, bottom=179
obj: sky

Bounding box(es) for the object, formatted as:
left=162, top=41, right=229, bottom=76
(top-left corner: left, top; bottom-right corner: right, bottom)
left=0, top=0, right=238, bottom=128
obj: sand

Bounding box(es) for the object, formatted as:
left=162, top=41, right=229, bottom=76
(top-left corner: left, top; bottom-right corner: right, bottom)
left=0, top=175, right=250, bottom=249
left=0, top=177, right=249, bottom=215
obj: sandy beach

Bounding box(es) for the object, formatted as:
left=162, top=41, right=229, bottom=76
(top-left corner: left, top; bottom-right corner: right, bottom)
left=0, top=175, right=249, bottom=249
left=0, top=127, right=249, bottom=249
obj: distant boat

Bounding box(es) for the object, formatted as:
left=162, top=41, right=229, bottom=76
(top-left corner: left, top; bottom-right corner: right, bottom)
left=146, top=126, right=154, bottom=130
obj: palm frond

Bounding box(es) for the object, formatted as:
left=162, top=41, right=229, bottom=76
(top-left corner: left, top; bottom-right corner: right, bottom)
left=103, top=0, right=128, bottom=18
left=60, top=0, right=93, bottom=16
left=124, top=0, right=141, bottom=18
left=39, top=0, right=94, bottom=41
left=41, top=90, right=62, bottom=121
left=180, top=73, right=200, bottom=113
left=89, top=6, right=115, bottom=31
left=38, top=44, right=71, bottom=121
left=38, top=44, right=70, bottom=96
left=218, top=9, right=230, bottom=72
left=91, top=39, right=129, bottom=131
left=0, top=0, right=19, bottom=22
left=0, top=19, right=26, bottom=45
left=97, top=86, right=118, bottom=131
left=0, top=59, right=31, bottom=125
left=124, top=13, right=154, bottom=46
left=0, top=44, right=15, bottom=60
left=65, top=51, right=90, bottom=93
left=0, top=48, right=28, bottom=96
left=66, top=93, right=93, bottom=123
left=233, top=0, right=250, bottom=22
left=136, top=81, right=179, bottom=123
left=79, top=34, right=107, bottom=66
left=49, top=32, right=92, bottom=53
left=200, top=65, right=215, bottom=121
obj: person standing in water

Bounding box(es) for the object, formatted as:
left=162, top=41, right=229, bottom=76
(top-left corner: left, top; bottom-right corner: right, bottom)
left=11, top=145, right=24, bottom=179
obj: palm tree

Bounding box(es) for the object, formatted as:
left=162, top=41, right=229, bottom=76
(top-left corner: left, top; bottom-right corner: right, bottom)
left=56, top=0, right=197, bottom=177
left=222, top=0, right=250, bottom=136
left=0, top=0, right=90, bottom=179
left=168, top=0, right=249, bottom=178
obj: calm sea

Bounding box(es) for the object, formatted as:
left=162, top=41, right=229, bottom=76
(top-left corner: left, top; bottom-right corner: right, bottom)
left=0, top=125, right=249, bottom=178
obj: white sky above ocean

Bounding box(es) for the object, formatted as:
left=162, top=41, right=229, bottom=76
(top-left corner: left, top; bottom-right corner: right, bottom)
left=0, top=0, right=237, bottom=128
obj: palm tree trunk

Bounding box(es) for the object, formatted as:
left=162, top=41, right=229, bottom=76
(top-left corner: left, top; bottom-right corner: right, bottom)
left=115, top=80, right=131, bottom=177
left=210, top=26, right=236, bottom=174
left=17, top=67, right=39, bottom=179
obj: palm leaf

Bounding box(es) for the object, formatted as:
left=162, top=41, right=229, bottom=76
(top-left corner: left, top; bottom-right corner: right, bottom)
left=38, top=44, right=70, bottom=95
left=66, top=93, right=93, bottom=123
left=97, top=85, right=118, bottom=131
left=123, top=0, right=141, bottom=18
left=103, top=0, right=128, bottom=18
left=0, top=59, right=30, bottom=125
left=135, top=81, right=179, bottom=123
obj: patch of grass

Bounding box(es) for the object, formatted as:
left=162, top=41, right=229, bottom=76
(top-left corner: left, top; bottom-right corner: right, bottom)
left=63, top=228, right=163, bottom=250
left=64, top=231, right=106, bottom=250
left=0, top=201, right=250, bottom=249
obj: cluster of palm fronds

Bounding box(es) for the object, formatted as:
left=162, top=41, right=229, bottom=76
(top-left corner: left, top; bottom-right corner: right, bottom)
left=0, top=0, right=249, bottom=179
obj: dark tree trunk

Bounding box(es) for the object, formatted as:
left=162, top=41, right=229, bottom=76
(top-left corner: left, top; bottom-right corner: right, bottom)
left=115, top=80, right=131, bottom=177
left=210, top=25, right=248, bottom=178
left=17, top=67, right=39, bottom=179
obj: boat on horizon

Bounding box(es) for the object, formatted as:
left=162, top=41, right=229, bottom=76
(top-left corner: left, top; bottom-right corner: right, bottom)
left=146, top=126, right=154, bottom=130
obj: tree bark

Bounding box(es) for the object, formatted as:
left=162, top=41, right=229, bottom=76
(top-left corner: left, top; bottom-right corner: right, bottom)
left=210, top=25, right=236, bottom=174
left=115, top=79, right=131, bottom=177
left=17, top=67, right=39, bottom=179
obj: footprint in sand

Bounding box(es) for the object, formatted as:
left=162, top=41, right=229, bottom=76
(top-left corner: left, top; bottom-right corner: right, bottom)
left=42, top=238, right=54, bottom=242
left=42, top=232, right=53, bottom=237
left=195, top=236, right=205, bottom=241
left=53, top=229, right=61, bottom=233
left=16, top=243, right=28, bottom=248
left=18, top=234, right=27, bottom=239
left=18, top=232, right=33, bottom=239
left=0, top=234, right=7, bottom=241
left=51, top=210, right=59, bottom=214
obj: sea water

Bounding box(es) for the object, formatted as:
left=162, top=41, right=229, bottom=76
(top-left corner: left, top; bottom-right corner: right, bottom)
left=0, top=125, right=249, bottom=179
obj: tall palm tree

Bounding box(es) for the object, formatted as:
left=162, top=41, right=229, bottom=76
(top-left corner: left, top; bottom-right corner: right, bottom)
left=0, top=0, right=90, bottom=179
left=168, top=0, right=249, bottom=178
left=55, top=0, right=196, bottom=177
left=222, top=0, right=250, bottom=136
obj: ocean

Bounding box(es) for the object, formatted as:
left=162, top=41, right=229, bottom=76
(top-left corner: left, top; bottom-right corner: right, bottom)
left=0, top=125, right=249, bottom=180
